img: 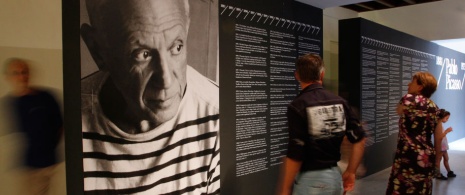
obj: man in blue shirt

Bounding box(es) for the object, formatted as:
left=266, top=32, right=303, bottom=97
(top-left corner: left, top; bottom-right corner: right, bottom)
left=3, top=58, right=63, bottom=195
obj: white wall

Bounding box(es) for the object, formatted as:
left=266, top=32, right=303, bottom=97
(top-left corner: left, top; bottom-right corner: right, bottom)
left=359, top=0, right=465, bottom=41
left=0, top=0, right=62, bottom=49
left=0, top=0, right=63, bottom=97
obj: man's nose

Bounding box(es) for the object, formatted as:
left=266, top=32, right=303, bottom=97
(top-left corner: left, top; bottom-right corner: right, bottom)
left=22, top=72, right=29, bottom=77
left=151, top=51, right=173, bottom=88
left=17, top=71, right=29, bottom=81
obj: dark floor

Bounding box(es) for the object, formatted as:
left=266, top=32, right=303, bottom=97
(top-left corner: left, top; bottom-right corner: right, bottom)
left=348, top=138, right=465, bottom=195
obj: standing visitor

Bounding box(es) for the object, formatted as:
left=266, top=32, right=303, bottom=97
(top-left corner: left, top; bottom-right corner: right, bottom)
left=277, top=54, right=366, bottom=195
left=386, top=72, right=442, bottom=195
left=434, top=109, right=456, bottom=180
left=3, top=58, right=63, bottom=195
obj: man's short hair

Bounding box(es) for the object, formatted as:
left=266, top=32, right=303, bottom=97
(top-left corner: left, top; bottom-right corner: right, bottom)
left=295, top=53, right=324, bottom=83
left=413, top=71, right=437, bottom=98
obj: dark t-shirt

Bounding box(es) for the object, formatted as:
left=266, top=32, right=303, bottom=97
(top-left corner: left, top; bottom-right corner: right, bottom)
left=286, top=83, right=366, bottom=172
left=9, top=89, right=63, bottom=168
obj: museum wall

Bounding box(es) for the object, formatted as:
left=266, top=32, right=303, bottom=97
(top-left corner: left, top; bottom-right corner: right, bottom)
left=339, top=17, right=465, bottom=175
left=2, top=0, right=465, bottom=194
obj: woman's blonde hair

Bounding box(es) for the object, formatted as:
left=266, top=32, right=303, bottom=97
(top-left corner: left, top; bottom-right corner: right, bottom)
left=413, top=72, right=437, bottom=98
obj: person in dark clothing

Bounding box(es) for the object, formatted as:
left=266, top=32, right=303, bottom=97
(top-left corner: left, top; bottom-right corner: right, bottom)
left=277, top=54, right=366, bottom=195
left=2, top=58, right=63, bottom=195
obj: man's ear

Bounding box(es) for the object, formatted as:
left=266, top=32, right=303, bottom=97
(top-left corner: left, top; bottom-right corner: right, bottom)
left=294, top=71, right=300, bottom=81
left=320, top=71, right=325, bottom=82
left=81, top=23, right=106, bottom=70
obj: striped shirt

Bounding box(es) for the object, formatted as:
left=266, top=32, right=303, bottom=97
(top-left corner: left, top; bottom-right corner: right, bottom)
left=81, top=66, right=220, bottom=194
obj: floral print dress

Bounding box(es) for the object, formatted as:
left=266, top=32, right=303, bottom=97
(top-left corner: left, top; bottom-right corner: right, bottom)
left=386, top=94, right=439, bottom=195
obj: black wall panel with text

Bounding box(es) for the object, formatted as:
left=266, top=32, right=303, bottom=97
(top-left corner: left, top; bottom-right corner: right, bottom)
left=219, top=0, right=322, bottom=194
left=339, top=18, right=465, bottom=176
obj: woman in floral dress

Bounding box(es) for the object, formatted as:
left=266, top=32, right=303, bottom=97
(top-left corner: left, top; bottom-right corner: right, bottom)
left=386, top=72, right=443, bottom=195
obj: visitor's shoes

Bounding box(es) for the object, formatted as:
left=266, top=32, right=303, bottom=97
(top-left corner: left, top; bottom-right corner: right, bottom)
left=447, top=171, right=457, bottom=178
left=436, top=174, right=448, bottom=180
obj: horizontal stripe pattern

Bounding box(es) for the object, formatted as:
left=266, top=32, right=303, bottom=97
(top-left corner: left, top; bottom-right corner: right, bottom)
left=83, top=117, right=219, bottom=194
left=82, top=114, right=219, bottom=145
left=81, top=66, right=220, bottom=194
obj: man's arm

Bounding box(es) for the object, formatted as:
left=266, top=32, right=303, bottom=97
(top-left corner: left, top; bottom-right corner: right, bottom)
left=342, top=137, right=366, bottom=193
left=276, top=157, right=302, bottom=195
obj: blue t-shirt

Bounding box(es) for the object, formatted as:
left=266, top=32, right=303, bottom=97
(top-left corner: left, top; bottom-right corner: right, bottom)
left=11, top=89, right=63, bottom=168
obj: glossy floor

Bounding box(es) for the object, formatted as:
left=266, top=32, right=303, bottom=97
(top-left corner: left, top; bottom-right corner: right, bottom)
left=348, top=138, right=465, bottom=195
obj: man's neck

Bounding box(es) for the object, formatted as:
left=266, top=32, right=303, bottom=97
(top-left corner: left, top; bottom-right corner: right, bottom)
left=300, top=80, right=321, bottom=90
left=10, top=88, right=33, bottom=97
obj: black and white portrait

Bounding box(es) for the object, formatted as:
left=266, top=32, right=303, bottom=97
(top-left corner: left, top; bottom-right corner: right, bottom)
left=79, top=0, right=220, bottom=194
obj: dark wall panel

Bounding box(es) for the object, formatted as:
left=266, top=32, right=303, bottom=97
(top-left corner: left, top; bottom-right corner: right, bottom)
left=339, top=18, right=465, bottom=176
left=219, top=1, right=322, bottom=194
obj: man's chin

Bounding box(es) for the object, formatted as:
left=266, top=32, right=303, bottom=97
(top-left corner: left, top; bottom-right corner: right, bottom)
left=146, top=107, right=178, bottom=126
left=143, top=97, right=180, bottom=124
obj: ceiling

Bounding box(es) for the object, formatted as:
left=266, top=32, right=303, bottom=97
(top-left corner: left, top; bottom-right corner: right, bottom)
left=341, top=0, right=444, bottom=12
left=293, top=0, right=465, bottom=52
left=295, top=0, right=445, bottom=12
left=295, top=0, right=372, bottom=9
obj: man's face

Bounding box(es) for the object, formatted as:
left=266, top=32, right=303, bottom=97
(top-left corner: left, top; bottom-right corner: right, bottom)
left=5, top=61, right=30, bottom=92
left=95, top=0, right=189, bottom=126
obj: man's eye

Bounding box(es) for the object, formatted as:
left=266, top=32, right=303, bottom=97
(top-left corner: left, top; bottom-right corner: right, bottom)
left=131, top=49, right=152, bottom=62
left=170, top=42, right=183, bottom=55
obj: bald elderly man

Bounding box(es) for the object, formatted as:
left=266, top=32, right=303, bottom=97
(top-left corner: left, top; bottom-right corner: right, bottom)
left=2, top=58, right=63, bottom=195
left=80, top=0, right=220, bottom=194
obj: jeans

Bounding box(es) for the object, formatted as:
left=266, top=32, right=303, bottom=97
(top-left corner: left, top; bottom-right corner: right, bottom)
left=292, top=166, right=343, bottom=195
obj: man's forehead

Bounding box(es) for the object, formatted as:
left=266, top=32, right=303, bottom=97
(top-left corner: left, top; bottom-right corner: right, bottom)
left=9, top=60, right=28, bottom=69
left=93, top=0, right=188, bottom=19
left=6, top=61, right=29, bottom=74
left=90, top=0, right=189, bottom=33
